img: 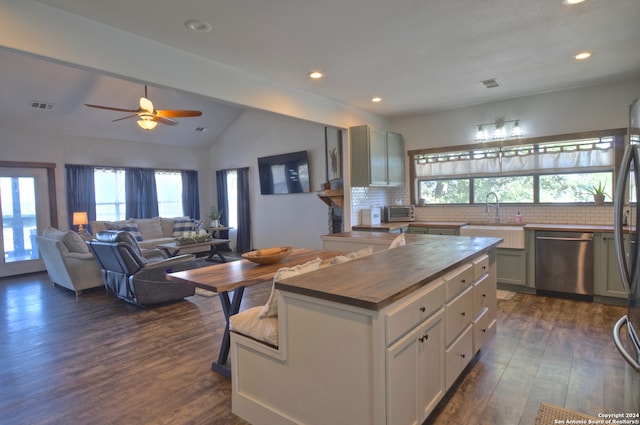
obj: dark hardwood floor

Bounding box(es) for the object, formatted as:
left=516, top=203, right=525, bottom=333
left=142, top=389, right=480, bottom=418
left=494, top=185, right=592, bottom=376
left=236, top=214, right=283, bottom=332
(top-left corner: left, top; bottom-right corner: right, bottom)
left=0, top=273, right=631, bottom=425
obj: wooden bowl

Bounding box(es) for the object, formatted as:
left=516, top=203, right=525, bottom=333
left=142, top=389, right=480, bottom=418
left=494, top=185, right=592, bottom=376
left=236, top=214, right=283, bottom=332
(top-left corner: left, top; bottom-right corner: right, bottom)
left=242, top=246, right=293, bottom=265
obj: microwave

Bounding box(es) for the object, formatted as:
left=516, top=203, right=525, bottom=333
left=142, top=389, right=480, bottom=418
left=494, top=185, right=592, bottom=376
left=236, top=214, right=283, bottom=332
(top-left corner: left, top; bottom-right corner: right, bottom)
left=384, top=205, right=415, bottom=222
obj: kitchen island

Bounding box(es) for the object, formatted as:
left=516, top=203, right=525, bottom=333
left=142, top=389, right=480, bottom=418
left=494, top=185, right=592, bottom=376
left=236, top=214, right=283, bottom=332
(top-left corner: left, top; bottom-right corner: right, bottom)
left=230, top=235, right=501, bottom=425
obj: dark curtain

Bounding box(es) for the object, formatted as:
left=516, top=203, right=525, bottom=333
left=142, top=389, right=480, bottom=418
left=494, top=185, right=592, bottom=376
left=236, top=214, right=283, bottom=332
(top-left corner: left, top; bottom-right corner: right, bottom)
left=65, top=165, right=96, bottom=233
left=236, top=167, right=251, bottom=253
left=181, top=170, right=200, bottom=219
left=216, top=168, right=251, bottom=253
left=125, top=168, right=158, bottom=219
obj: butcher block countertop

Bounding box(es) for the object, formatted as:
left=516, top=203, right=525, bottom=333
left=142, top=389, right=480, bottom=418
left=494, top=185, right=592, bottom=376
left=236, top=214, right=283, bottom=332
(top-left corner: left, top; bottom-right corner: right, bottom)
left=352, top=221, right=468, bottom=232
left=523, top=223, right=615, bottom=232
left=276, top=235, right=501, bottom=311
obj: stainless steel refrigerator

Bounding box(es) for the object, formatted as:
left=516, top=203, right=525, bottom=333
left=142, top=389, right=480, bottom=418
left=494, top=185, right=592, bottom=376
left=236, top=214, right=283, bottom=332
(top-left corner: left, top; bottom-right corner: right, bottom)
left=613, top=98, right=640, bottom=411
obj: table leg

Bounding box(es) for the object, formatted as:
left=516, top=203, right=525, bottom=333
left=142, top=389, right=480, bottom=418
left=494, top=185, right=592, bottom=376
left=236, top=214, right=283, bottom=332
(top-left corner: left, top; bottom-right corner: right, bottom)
left=206, top=244, right=227, bottom=262
left=211, top=287, right=245, bottom=378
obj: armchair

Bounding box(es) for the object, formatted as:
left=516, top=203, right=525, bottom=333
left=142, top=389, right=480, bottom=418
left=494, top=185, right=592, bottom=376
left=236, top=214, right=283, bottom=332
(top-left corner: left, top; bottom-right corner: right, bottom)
left=87, top=230, right=196, bottom=307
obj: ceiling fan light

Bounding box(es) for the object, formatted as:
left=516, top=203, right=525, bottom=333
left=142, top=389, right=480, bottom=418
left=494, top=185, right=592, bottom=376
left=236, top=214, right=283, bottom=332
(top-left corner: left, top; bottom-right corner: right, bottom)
left=137, top=119, right=157, bottom=130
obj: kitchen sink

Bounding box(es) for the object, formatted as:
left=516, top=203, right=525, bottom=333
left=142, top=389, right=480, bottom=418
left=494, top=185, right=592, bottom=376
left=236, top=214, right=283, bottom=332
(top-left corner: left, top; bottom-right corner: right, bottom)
left=459, top=225, right=525, bottom=249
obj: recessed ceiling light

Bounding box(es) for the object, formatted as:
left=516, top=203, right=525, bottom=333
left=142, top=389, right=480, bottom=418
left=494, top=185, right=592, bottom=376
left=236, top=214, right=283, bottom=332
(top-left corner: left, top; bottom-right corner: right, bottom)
left=371, top=97, right=383, bottom=103
left=563, top=0, right=585, bottom=4
left=185, top=19, right=212, bottom=33
left=308, top=71, right=323, bottom=79
left=575, top=51, right=592, bottom=60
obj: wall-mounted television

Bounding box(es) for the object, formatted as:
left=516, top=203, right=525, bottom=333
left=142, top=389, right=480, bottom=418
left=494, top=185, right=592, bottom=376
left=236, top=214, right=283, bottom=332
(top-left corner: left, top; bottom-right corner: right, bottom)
left=258, top=150, right=311, bottom=195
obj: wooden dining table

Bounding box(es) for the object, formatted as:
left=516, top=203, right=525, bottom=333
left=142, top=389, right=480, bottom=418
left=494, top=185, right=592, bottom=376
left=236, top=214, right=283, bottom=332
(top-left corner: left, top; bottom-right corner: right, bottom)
left=167, top=248, right=341, bottom=377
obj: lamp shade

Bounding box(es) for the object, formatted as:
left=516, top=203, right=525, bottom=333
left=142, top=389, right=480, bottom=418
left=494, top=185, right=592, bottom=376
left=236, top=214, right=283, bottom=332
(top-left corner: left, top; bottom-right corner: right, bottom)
left=73, top=212, right=88, bottom=226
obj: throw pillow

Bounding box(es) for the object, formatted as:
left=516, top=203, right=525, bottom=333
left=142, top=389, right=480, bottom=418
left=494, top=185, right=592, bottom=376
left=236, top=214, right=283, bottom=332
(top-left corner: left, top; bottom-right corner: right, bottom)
left=42, top=225, right=66, bottom=240
left=135, top=217, right=163, bottom=240
left=172, top=217, right=194, bottom=237
left=259, top=257, right=323, bottom=318
left=62, top=230, right=89, bottom=253
left=388, top=233, right=406, bottom=249
left=330, top=245, right=374, bottom=265
left=107, top=221, right=143, bottom=241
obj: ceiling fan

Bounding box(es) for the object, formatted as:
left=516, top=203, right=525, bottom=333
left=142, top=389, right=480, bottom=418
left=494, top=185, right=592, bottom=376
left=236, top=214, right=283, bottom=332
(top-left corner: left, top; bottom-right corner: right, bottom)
left=84, top=85, right=202, bottom=130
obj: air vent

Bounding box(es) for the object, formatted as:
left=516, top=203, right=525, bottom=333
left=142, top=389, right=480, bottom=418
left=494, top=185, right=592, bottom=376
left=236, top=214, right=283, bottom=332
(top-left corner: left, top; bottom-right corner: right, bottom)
left=480, top=79, right=499, bottom=89
left=30, top=101, right=55, bottom=110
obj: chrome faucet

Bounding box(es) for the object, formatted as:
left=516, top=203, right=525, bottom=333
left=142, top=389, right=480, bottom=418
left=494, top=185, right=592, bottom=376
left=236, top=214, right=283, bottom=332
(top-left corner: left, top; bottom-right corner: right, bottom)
left=485, top=192, right=500, bottom=223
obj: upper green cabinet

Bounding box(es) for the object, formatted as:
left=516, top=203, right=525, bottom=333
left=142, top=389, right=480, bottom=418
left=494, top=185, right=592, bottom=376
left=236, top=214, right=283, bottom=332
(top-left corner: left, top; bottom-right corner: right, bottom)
left=350, top=125, right=405, bottom=187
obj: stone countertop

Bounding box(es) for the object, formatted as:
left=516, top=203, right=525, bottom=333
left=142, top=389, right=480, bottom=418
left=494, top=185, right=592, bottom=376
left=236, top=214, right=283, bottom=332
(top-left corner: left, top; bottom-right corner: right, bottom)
left=352, top=221, right=619, bottom=233
left=522, top=223, right=615, bottom=232
left=276, top=235, right=501, bottom=311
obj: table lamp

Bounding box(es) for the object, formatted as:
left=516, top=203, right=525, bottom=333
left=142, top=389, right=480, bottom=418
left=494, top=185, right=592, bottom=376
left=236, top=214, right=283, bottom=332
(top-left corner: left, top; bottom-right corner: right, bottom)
left=73, top=212, right=89, bottom=235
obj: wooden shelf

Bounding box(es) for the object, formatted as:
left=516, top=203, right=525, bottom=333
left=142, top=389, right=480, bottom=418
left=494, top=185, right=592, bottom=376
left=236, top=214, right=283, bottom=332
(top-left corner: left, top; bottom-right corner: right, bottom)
left=317, top=189, right=344, bottom=209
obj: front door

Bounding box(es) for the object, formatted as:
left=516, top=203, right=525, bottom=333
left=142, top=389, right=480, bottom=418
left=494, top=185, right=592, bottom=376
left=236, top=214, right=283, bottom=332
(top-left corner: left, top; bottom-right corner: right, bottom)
left=0, top=167, right=51, bottom=277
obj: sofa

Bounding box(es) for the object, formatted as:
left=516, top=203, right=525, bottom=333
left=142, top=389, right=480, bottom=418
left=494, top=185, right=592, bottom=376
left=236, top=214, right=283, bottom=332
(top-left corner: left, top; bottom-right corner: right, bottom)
left=36, top=226, right=104, bottom=295
left=87, top=230, right=196, bottom=307
left=90, top=216, right=210, bottom=255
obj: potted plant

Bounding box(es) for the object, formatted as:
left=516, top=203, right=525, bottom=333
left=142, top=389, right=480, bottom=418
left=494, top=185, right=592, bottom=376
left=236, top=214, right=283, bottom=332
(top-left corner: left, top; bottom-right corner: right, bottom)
left=587, top=181, right=609, bottom=205
left=208, top=206, right=223, bottom=227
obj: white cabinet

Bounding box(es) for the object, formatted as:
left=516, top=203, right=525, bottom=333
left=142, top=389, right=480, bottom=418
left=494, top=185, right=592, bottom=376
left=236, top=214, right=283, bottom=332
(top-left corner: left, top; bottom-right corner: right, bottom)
left=386, top=310, right=444, bottom=425
left=350, top=125, right=405, bottom=187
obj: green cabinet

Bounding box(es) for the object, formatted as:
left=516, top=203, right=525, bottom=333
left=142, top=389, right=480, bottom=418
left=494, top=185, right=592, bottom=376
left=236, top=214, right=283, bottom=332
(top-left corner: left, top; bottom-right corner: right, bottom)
left=350, top=125, right=404, bottom=187
left=407, top=226, right=459, bottom=235
left=496, top=249, right=527, bottom=287
left=593, top=233, right=626, bottom=300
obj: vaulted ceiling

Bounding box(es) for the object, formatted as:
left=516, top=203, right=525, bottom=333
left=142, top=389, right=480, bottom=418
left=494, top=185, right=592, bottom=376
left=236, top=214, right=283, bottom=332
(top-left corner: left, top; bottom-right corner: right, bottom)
left=2, top=0, right=639, bottom=147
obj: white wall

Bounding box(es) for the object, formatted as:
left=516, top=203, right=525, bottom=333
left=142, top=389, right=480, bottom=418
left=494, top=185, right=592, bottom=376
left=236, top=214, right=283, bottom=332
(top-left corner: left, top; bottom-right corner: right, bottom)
left=392, top=79, right=640, bottom=150
left=0, top=124, right=211, bottom=229
left=211, top=109, right=331, bottom=250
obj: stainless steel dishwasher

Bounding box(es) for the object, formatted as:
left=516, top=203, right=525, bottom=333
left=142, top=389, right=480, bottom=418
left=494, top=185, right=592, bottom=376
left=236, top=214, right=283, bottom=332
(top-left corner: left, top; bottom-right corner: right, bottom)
left=535, top=231, right=594, bottom=297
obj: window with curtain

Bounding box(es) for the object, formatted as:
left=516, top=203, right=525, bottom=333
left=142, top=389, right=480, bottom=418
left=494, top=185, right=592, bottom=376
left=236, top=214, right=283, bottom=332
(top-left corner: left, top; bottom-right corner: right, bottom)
left=68, top=165, right=199, bottom=225
left=155, top=170, right=183, bottom=217
left=413, top=132, right=621, bottom=205
left=94, top=168, right=126, bottom=221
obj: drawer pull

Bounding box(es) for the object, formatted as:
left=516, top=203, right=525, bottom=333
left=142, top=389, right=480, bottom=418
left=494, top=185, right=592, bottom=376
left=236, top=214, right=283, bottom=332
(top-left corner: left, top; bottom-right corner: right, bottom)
left=460, top=311, right=466, bottom=317
left=419, top=334, right=429, bottom=343
left=482, top=265, right=487, bottom=270
left=482, top=293, right=486, bottom=298
left=481, top=329, right=487, bottom=333
left=461, top=279, right=466, bottom=284
left=419, top=306, right=426, bottom=312
left=459, top=353, right=466, bottom=359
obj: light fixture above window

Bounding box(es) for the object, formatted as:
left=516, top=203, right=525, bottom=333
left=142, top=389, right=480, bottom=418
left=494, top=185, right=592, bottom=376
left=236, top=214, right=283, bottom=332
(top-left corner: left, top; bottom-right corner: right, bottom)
left=475, top=119, right=523, bottom=142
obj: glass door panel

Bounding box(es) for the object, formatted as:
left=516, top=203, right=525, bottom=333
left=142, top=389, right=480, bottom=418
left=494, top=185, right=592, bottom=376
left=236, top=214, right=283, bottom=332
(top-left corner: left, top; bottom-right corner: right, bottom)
left=0, top=168, right=49, bottom=277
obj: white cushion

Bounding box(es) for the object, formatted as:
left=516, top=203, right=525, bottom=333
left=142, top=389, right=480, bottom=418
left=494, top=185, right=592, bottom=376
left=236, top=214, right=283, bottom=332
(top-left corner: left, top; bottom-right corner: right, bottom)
left=259, top=257, right=322, bottom=318
left=62, top=231, right=89, bottom=253
left=230, top=306, right=279, bottom=347
left=42, top=226, right=66, bottom=240
left=331, top=245, right=374, bottom=265
left=388, top=233, right=406, bottom=249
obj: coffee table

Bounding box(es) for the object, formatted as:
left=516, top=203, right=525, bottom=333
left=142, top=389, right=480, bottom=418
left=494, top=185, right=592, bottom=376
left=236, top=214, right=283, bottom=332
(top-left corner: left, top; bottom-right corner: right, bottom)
left=167, top=248, right=341, bottom=377
left=157, top=238, right=230, bottom=262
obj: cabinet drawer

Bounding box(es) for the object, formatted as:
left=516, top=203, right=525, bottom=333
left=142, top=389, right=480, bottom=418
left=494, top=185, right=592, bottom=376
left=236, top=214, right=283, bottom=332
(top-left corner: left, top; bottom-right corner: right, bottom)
left=473, top=273, right=496, bottom=318
left=444, top=263, right=473, bottom=301
left=445, top=286, right=473, bottom=345
left=473, top=255, right=489, bottom=281
left=473, top=307, right=496, bottom=354
left=385, top=280, right=445, bottom=345
left=445, top=325, right=473, bottom=389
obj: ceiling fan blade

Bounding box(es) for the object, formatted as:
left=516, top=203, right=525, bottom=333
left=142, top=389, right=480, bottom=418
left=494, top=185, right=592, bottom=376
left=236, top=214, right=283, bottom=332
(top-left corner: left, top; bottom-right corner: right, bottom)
left=153, top=116, right=179, bottom=126
left=156, top=109, right=202, bottom=118
left=85, top=103, right=139, bottom=113
left=139, top=97, right=154, bottom=113
left=112, top=114, right=139, bottom=122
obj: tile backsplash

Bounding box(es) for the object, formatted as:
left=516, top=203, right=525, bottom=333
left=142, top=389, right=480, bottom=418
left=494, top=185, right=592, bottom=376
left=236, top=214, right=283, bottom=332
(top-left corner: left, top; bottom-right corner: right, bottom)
left=351, top=187, right=615, bottom=226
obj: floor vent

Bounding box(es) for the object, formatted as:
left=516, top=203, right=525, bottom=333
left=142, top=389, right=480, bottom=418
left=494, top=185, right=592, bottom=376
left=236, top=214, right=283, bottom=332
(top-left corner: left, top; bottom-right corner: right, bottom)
left=30, top=101, right=55, bottom=110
